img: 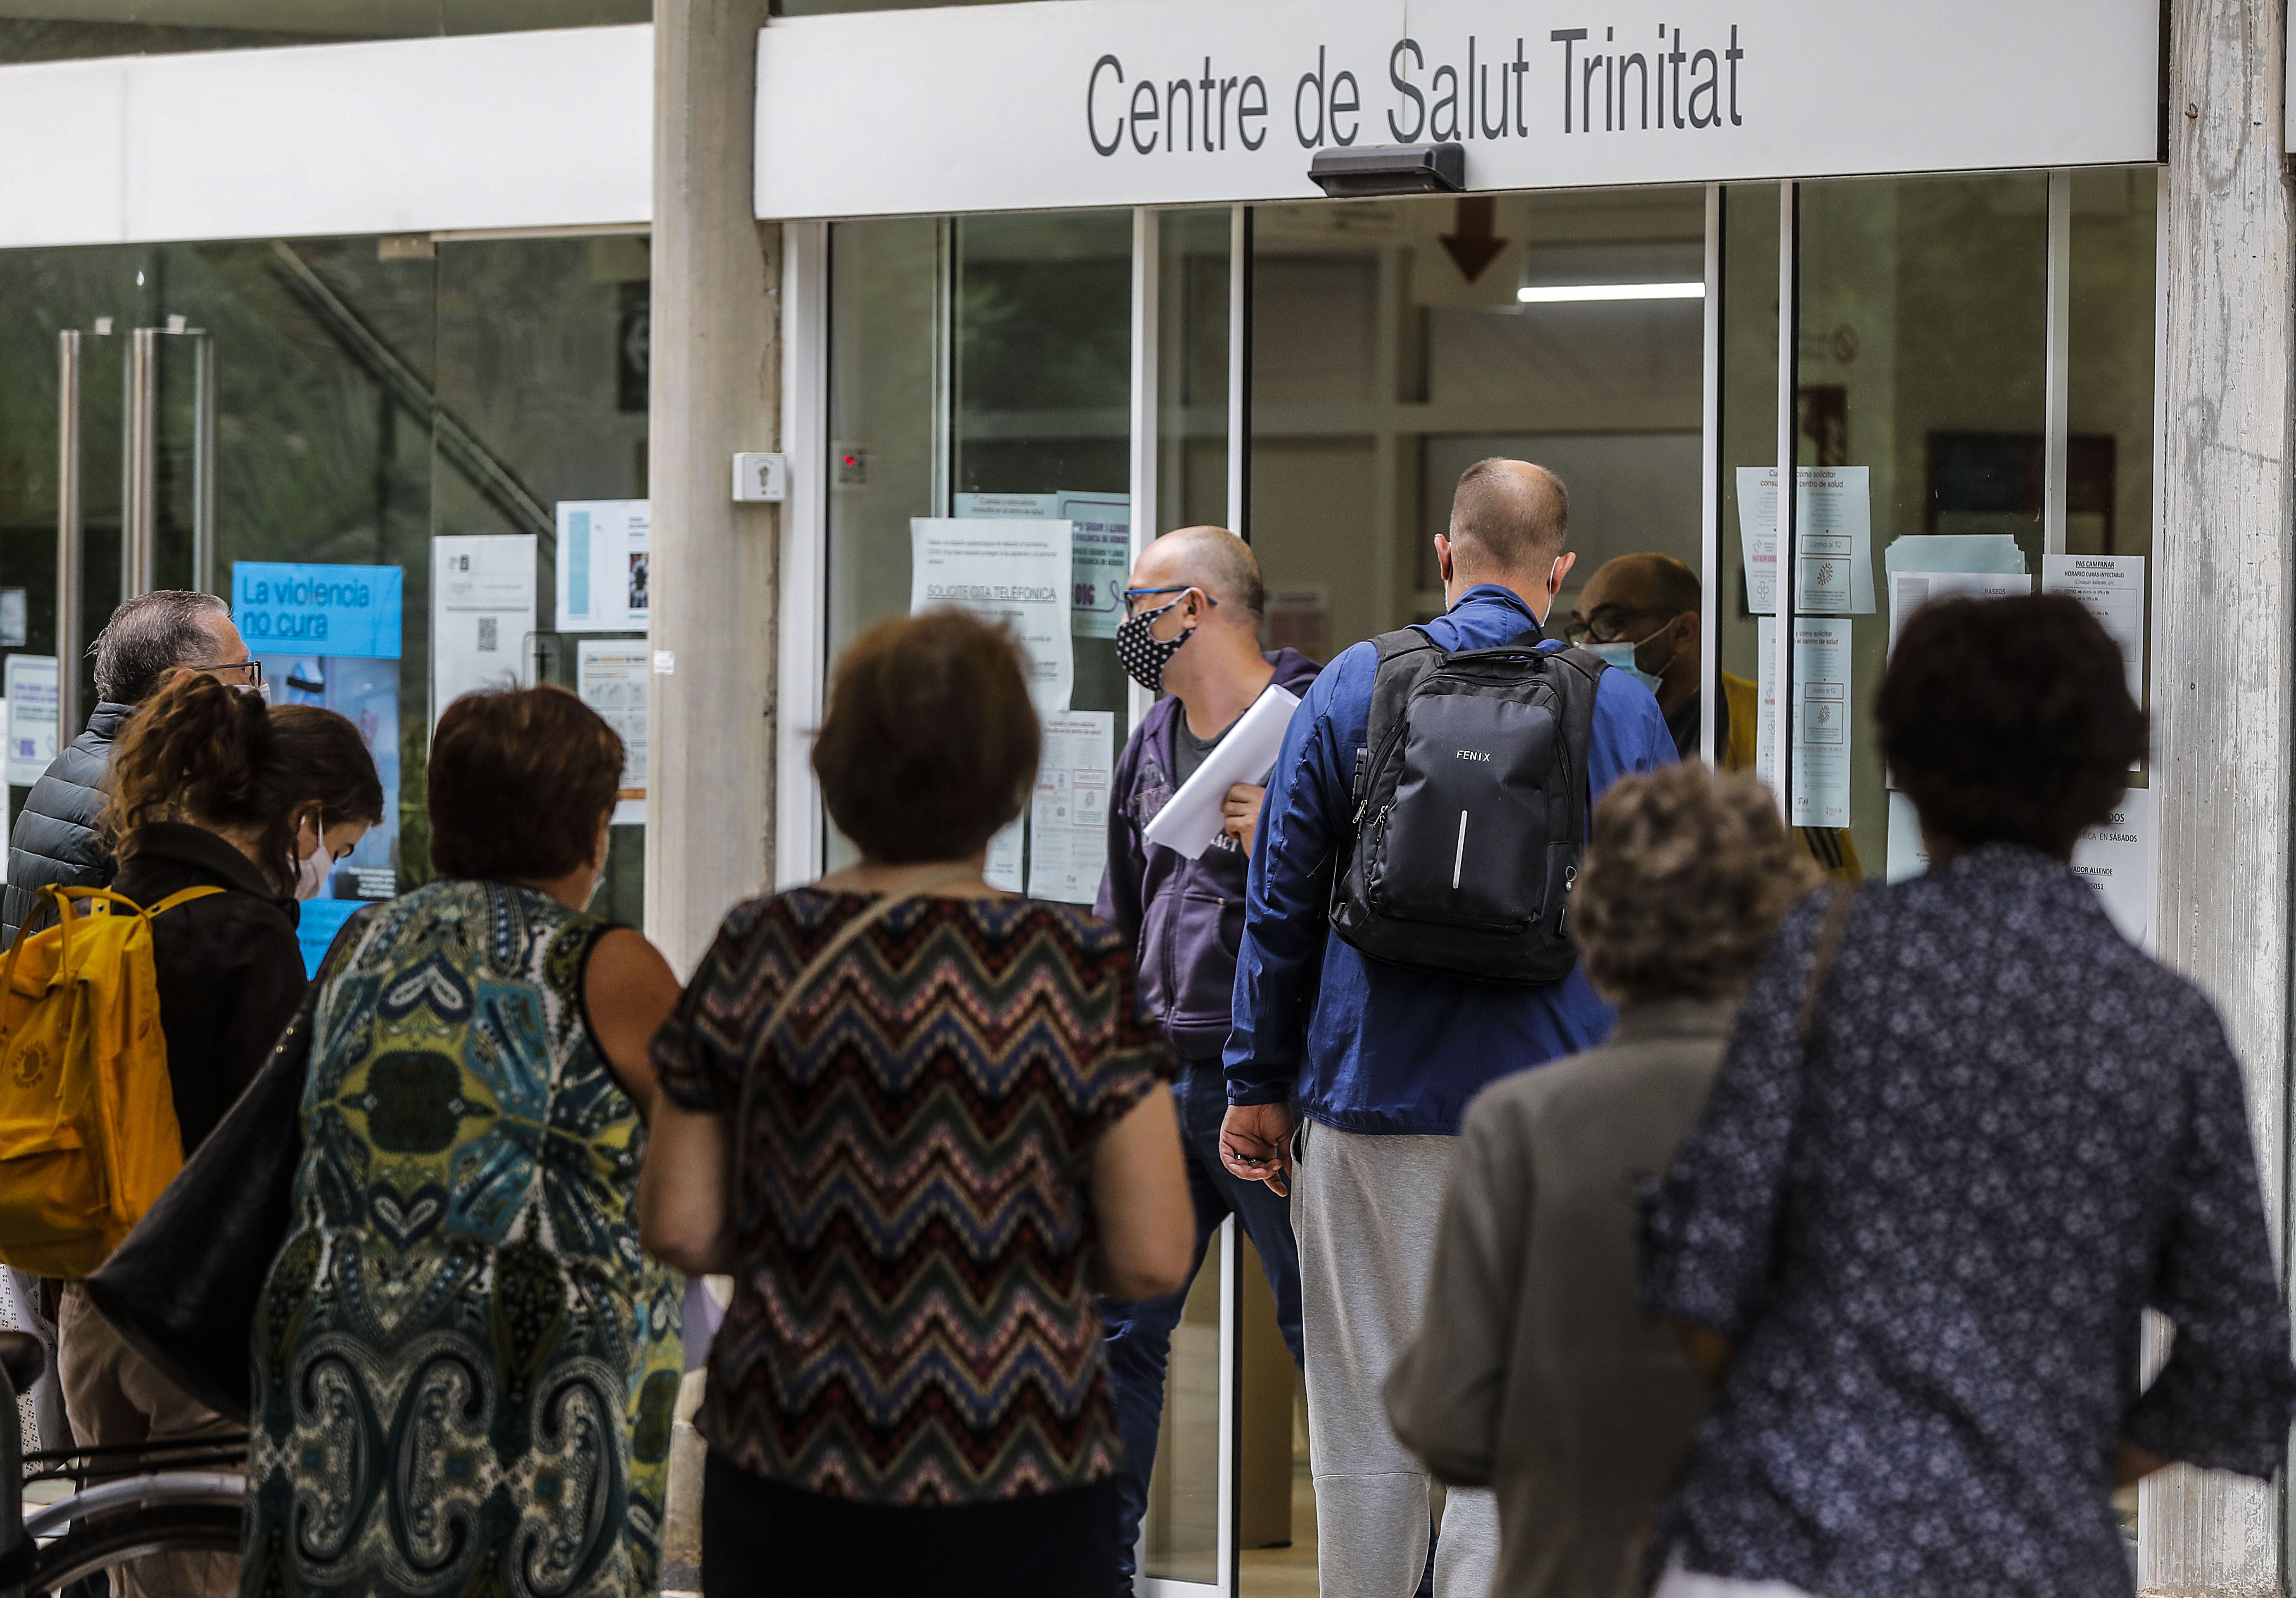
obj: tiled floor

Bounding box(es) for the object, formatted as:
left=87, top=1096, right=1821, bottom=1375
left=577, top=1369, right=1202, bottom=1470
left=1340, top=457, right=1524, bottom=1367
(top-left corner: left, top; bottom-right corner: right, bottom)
left=1237, top=1465, right=1319, bottom=1597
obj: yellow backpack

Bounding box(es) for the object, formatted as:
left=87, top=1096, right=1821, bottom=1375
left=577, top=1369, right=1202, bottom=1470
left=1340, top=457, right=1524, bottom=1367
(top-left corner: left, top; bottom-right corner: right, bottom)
left=0, top=884, right=221, bottom=1279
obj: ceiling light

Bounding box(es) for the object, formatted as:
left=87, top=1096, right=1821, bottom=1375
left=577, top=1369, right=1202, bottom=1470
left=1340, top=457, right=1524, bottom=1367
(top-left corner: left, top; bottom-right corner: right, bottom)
left=1516, top=281, right=1707, bottom=304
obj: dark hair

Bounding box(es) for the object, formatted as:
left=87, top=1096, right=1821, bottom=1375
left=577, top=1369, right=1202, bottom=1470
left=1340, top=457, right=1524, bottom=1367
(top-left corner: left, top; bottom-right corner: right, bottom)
left=429, top=686, right=624, bottom=881
left=1878, top=591, right=2147, bottom=858
left=1449, top=458, right=1569, bottom=574
left=815, top=610, right=1039, bottom=864
left=1574, top=765, right=1818, bottom=1003
left=92, top=591, right=232, bottom=705
left=103, top=674, right=385, bottom=895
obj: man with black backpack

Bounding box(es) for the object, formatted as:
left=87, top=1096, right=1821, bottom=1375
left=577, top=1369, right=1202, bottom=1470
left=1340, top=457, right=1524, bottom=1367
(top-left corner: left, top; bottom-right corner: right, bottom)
left=1219, top=459, right=1677, bottom=1598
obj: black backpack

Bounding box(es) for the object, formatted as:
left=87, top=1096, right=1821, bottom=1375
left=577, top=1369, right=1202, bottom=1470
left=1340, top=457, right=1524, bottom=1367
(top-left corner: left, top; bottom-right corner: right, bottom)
left=1329, top=628, right=1608, bottom=985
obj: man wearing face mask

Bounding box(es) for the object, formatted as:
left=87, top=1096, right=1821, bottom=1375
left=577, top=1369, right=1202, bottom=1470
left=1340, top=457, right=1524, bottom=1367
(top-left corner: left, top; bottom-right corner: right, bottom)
left=1220, top=461, right=1676, bottom=1598
left=1097, top=527, right=1319, bottom=1594
left=1566, top=551, right=1859, bottom=876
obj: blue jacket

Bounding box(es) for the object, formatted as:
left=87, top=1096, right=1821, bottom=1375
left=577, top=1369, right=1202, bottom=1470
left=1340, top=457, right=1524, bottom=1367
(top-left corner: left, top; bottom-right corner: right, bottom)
left=1224, top=585, right=1678, bottom=1137
left=1096, top=649, right=1322, bottom=1061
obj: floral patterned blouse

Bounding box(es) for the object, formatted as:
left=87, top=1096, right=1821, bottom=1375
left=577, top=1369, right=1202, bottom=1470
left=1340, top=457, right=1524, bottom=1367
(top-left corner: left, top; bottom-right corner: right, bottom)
left=1643, top=844, right=2296, bottom=1598
left=653, top=889, right=1174, bottom=1507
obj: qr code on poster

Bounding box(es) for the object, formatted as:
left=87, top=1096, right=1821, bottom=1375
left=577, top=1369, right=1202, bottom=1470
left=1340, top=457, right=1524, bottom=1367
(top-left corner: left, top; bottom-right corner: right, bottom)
left=477, top=617, right=499, bottom=653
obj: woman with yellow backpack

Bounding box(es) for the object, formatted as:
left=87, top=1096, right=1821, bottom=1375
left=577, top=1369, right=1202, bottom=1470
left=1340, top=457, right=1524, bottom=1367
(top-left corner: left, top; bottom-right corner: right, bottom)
left=61, top=670, right=381, bottom=1598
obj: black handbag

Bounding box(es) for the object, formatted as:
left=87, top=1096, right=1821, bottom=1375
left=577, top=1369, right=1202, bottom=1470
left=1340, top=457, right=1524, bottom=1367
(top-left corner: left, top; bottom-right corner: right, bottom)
left=81, top=914, right=364, bottom=1423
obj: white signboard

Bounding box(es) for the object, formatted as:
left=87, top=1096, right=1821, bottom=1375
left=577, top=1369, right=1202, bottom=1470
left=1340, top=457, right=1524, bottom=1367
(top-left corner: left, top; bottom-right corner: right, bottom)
left=1029, top=712, right=1116, bottom=905
left=577, top=639, right=651, bottom=826
left=555, top=500, right=650, bottom=634
left=756, top=0, right=2161, bottom=219
left=2, top=655, right=56, bottom=788
left=909, top=519, right=1075, bottom=713
left=431, top=534, right=537, bottom=721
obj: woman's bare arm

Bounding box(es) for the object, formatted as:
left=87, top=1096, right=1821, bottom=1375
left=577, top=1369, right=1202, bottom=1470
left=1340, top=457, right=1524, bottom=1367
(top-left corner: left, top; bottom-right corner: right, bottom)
left=1088, top=1084, right=1193, bottom=1302
left=584, top=927, right=682, bottom=1121
left=638, top=1096, right=737, bottom=1275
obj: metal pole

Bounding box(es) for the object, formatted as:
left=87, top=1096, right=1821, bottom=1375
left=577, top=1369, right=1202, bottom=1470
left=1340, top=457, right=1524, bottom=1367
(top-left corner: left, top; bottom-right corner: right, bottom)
left=56, top=331, right=83, bottom=743
left=124, top=327, right=158, bottom=600
left=190, top=330, right=216, bottom=595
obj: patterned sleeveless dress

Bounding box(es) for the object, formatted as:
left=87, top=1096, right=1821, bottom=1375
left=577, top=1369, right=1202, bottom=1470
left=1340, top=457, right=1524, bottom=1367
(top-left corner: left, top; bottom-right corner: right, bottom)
left=241, top=880, right=685, bottom=1598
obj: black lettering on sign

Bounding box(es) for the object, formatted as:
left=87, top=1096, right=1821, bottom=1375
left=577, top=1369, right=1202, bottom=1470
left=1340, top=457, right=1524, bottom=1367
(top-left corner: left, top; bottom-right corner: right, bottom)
left=1388, top=38, right=1426, bottom=141
left=1549, top=30, right=1586, bottom=135
left=1239, top=75, right=1269, bottom=149
left=1330, top=67, right=1361, bottom=145
left=1294, top=44, right=1326, bottom=147
left=1088, top=55, right=1124, bottom=156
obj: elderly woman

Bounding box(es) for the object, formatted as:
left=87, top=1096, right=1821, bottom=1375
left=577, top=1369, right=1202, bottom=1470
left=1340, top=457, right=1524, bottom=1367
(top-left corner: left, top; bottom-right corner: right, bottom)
left=640, top=609, right=1191, bottom=1598
left=1384, top=762, right=1814, bottom=1598
left=1641, top=593, right=2296, bottom=1598
left=240, top=685, right=686, bottom=1598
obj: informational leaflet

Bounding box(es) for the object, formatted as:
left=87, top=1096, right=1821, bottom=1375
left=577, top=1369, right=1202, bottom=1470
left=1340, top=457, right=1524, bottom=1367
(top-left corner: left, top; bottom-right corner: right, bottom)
left=1889, top=570, right=2034, bottom=651
left=3, top=654, right=57, bottom=787
left=0, top=591, right=28, bottom=650
left=1027, top=711, right=1114, bottom=904
left=431, top=534, right=537, bottom=721
left=554, top=500, right=650, bottom=633
left=1891, top=787, right=2154, bottom=947
left=1734, top=466, right=1875, bottom=616
left=2043, top=555, right=2146, bottom=700
left=233, top=561, right=405, bottom=974
left=577, top=640, right=650, bottom=826
left=910, top=518, right=1073, bottom=713
left=1882, top=533, right=2027, bottom=579
left=1755, top=617, right=1852, bottom=829
left=952, top=491, right=1133, bottom=639
left=1142, top=684, right=1301, bottom=860
left=984, top=818, right=1025, bottom=894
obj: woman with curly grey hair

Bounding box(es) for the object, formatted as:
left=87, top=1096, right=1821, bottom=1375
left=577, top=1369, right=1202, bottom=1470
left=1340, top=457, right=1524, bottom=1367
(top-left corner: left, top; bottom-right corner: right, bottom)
left=1383, top=761, right=1813, bottom=1598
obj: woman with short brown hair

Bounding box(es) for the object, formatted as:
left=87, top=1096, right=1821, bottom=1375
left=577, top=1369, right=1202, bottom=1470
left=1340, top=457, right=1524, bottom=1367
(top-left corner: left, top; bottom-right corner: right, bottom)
left=1386, top=762, right=1813, bottom=1598
left=241, top=684, right=686, bottom=1598
left=641, top=609, right=1191, bottom=1598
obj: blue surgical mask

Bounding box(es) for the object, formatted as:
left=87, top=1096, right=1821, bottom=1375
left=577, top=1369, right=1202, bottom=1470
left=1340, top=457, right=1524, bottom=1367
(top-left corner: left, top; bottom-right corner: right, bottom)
left=1585, top=619, right=1675, bottom=696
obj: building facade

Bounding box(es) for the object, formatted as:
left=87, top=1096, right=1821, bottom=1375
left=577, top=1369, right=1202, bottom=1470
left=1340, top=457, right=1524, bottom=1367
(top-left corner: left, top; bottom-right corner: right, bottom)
left=1, top=0, right=2291, bottom=1593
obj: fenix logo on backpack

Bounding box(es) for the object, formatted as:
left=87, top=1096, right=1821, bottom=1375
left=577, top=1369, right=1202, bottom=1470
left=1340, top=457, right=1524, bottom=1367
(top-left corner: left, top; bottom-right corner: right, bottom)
left=1330, top=627, right=1607, bottom=986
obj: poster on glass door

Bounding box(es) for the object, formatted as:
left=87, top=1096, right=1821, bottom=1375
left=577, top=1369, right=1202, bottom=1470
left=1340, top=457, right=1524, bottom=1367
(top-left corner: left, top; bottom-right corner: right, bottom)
left=432, top=534, right=537, bottom=721
left=233, top=561, right=404, bottom=974
left=3, top=654, right=57, bottom=787
left=952, top=492, right=1132, bottom=639
left=555, top=500, right=650, bottom=633
left=1754, top=617, right=1852, bottom=830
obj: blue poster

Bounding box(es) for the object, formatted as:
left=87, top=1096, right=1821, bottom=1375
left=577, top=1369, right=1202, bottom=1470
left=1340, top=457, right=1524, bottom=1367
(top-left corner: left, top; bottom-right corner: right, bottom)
left=235, top=562, right=404, bottom=974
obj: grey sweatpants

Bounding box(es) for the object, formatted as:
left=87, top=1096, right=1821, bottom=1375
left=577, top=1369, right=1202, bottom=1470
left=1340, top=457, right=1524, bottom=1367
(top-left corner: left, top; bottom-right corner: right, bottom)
left=1295, top=1119, right=1499, bottom=1598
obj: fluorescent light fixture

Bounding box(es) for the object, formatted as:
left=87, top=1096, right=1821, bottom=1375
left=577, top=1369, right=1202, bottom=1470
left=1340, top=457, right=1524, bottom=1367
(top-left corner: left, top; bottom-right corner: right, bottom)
left=1516, top=281, right=1707, bottom=304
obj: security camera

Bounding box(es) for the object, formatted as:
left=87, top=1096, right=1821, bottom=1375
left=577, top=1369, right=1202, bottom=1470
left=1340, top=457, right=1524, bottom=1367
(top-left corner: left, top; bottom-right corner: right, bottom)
left=1307, top=142, right=1466, bottom=197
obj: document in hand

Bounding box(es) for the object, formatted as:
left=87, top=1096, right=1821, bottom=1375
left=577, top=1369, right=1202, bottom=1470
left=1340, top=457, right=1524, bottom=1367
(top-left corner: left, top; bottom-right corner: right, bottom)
left=1141, top=684, right=1302, bottom=861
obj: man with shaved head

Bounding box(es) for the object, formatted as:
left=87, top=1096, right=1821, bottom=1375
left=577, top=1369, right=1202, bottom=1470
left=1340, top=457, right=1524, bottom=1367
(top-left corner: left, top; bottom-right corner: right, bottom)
left=1221, top=460, right=1676, bottom=1598
left=1095, top=525, right=1319, bottom=1592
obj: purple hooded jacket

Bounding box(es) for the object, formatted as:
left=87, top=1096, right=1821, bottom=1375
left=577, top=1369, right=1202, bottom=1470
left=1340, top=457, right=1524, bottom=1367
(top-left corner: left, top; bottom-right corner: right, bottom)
left=1094, top=649, right=1322, bottom=1062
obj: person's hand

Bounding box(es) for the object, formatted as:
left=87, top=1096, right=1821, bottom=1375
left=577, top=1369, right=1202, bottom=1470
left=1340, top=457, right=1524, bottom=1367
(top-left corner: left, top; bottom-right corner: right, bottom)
left=1222, top=783, right=1269, bottom=855
left=1219, top=1101, right=1295, bottom=1196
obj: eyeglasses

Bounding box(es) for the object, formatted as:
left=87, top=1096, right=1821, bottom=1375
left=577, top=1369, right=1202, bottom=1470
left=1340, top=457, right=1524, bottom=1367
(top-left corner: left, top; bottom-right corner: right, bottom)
left=195, top=658, right=266, bottom=688
left=1559, top=605, right=1672, bottom=646
left=1120, top=585, right=1219, bottom=620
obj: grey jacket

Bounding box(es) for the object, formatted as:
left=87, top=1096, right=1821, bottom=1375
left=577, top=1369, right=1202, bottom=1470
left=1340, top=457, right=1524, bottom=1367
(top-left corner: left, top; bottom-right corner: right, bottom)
left=1384, top=997, right=1733, bottom=1598
left=2, top=703, right=128, bottom=943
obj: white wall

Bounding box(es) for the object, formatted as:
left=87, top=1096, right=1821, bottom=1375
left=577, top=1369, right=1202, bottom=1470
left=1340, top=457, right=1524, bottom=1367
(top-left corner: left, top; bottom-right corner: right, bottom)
left=0, top=24, right=651, bottom=249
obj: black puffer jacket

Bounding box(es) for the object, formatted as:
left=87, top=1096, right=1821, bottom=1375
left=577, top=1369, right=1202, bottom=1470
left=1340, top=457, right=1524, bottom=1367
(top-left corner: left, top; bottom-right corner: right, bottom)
left=2, top=702, right=129, bottom=943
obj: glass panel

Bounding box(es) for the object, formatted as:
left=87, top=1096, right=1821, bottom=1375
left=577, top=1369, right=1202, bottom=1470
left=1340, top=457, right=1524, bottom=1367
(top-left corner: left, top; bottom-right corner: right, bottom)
left=1157, top=207, right=1231, bottom=536
left=0, top=0, right=648, bottom=64
left=823, top=211, right=1135, bottom=879
left=1141, top=1227, right=1222, bottom=1586
left=1718, top=183, right=1780, bottom=790
left=1791, top=174, right=2049, bottom=879
left=432, top=234, right=651, bottom=925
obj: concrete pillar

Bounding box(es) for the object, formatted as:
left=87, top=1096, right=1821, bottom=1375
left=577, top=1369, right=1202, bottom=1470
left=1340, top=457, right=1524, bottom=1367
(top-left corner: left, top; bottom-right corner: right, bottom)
left=646, top=0, right=780, bottom=975
left=2142, top=3, right=2295, bottom=1593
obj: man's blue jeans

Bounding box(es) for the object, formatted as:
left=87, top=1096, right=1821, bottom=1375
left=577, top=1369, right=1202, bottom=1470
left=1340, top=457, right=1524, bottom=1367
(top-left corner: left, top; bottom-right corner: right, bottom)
left=1104, top=1061, right=1305, bottom=1585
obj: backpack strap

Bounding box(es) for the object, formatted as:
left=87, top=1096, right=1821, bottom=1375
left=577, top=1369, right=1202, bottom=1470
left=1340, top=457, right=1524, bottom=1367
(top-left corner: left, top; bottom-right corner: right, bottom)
left=147, top=887, right=226, bottom=919
left=1540, top=645, right=1610, bottom=847
left=1353, top=628, right=1446, bottom=816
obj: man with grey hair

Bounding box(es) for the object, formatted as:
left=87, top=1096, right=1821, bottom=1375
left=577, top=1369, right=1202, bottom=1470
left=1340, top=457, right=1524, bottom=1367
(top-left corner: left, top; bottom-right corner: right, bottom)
left=1, top=590, right=254, bottom=942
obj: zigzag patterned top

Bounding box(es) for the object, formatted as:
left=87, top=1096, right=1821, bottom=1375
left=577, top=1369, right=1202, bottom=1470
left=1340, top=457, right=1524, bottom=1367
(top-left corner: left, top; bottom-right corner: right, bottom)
left=653, top=888, right=1173, bottom=1506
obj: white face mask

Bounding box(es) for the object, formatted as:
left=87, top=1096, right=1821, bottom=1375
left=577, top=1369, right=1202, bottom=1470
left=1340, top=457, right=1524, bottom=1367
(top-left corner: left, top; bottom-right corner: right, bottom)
left=294, top=815, right=332, bottom=902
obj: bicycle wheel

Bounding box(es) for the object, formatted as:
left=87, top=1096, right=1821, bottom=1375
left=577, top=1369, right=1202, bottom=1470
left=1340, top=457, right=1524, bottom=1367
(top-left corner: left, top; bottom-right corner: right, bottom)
left=27, top=1504, right=242, bottom=1593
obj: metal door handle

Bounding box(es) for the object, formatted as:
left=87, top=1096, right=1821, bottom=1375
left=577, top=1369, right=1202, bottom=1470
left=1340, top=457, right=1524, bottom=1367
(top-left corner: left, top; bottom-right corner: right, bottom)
left=124, top=327, right=158, bottom=601
left=56, top=330, right=83, bottom=743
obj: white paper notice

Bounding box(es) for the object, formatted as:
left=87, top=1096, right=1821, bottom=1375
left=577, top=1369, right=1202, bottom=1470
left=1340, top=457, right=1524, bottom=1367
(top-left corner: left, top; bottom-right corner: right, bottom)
left=2043, top=555, right=2146, bottom=700
left=432, top=534, right=537, bottom=720
left=1889, top=570, right=2035, bottom=651
left=554, top=500, right=650, bottom=633
left=1754, top=617, right=1851, bottom=828
left=577, top=640, right=650, bottom=826
left=910, top=518, right=1074, bottom=713
left=1142, top=684, right=1303, bottom=860
left=1028, top=711, right=1115, bottom=904
left=953, top=491, right=1133, bottom=640
left=1885, top=792, right=1929, bottom=883
left=2, top=655, right=56, bottom=788
left=1890, top=786, right=2153, bottom=947
left=1882, top=534, right=2027, bottom=579
left=1735, top=466, right=1875, bottom=616
left=984, top=818, right=1025, bottom=894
